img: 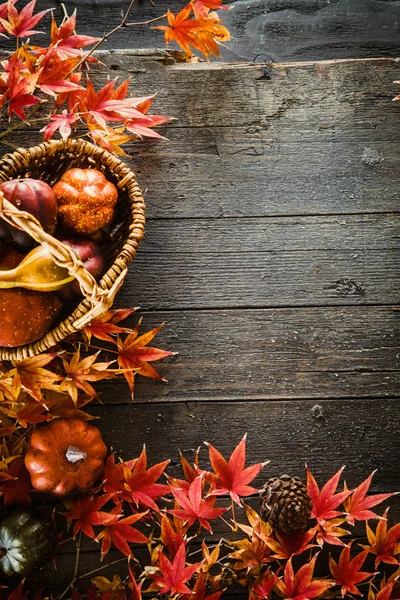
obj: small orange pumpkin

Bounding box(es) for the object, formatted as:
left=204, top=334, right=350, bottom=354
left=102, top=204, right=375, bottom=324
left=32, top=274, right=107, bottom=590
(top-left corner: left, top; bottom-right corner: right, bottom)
left=24, top=418, right=108, bottom=497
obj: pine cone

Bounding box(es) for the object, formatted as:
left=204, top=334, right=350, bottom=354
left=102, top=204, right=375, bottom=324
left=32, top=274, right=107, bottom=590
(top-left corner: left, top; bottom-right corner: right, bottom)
left=259, top=475, right=312, bottom=534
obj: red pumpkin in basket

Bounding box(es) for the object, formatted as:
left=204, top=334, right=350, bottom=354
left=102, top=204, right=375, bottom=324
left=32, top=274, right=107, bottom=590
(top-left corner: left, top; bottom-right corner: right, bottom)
left=53, top=168, right=118, bottom=235
left=0, top=178, right=58, bottom=248
left=25, top=419, right=108, bottom=497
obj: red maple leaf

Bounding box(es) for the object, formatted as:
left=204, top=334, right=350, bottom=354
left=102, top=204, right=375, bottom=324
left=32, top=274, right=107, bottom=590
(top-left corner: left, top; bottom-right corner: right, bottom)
left=151, top=542, right=202, bottom=596
left=262, top=528, right=317, bottom=560
left=329, top=544, right=375, bottom=597
left=117, top=320, right=176, bottom=395
left=275, top=554, right=334, bottom=600
left=170, top=475, right=226, bottom=532
left=37, top=53, right=82, bottom=97
left=102, top=454, right=133, bottom=501
left=62, top=494, right=116, bottom=539
left=363, top=507, right=400, bottom=567
left=40, top=109, right=78, bottom=142
left=125, top=96, right=170, bottom=139
left=0, top=0, right=16, bottom=34
left=206, top=434, right=267, bottom=505
left=0, top=395, right=52, bottom=428
left=230, top=529, right=272, bottom=573
left=306, top=465, right=352, bottom=525
left=97, top=504, right=148, bottom=559
left=123, top=446, right=170, bottom=511
left=0, top=457, right=33, bottom=506
left=251, top=569, right=278, bottom=600
left=182, top=571, right=225, bottom=600
left=0, top=0, right=51, bottom=37
left=343, top=471, right=397, bottom=525
left=6, top=61, right=40, bottom=121
left=191, top=0, right=229, bottom=19
left=82, top=308, right=136, bottom=344
left=47, top=11, right=99, bottom=60
left=7, top=581, right=28, bottom=600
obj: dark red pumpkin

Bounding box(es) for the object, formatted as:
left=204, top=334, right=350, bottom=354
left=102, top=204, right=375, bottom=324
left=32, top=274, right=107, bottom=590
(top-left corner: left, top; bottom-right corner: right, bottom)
left=57, top=237, right=106, bottom=301
left=25, top=419, right=108, bottom=497
left=0, top=178, right=58, bottom=248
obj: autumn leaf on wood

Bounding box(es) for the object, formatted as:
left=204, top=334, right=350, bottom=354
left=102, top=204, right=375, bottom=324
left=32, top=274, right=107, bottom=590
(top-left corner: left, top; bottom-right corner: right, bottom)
left=306, top=465, right=352, bottom=525
left=368, top=581, right=396, bottom=600
left=60, top=347, right=116, bottom=405
left=250, top=568, right=278, bottom=600
left=117, top=319, right=176, bottom=396
left=7, top=581, right=28, bottom=600
left=88, top=125, right=134, bottom=156
left=151, top=542, right=202, bottom=596
left=343, top=471, right=397, bottom=525
left=0, top=457, right=33, bottom=507
left=5, top=61, right=40, bottom=121
left=160, top=514, right=187, bottom=558
left=62, top=493, right=116, bottom=539
left=0, top=0, right=17, bottom=34
left=315, top=518, right=349, bottom=547
left=191, top=0, right=229, bottom=19
left=275, top=554, right=334, bottom=600
left=8, top=353, right=59, bottom=405
left=261, top=528, right=317, bottom=561
left=0, top=0, right=51, bottom=37
left=0, top=395, right=51, bottom=427
left=206, top=434, right=267, bottom=505
left=201, top=540, right=221, bottom=573
left=97, top=503, right=148, bottom=559
left=92, top=575, right=127, bottom=600
left=82, top=308, right=136, bottom=345
left=362, top=508, right=400, bottom=567
left=44, top=391, right=95, bottom=422
left=329, top=544, right=375, bottom=597
left=40, top=109, right=78, bottom=141
left=126, top=96, right=170, bottom=139
left=170, top=475, right=227, bottom=532
left=37, top=53, right=82, bottom=97
left=123, top=446, right=170, bottom=511
left=182, top=570, right=225, bottom=600
left=47, top=11, right=99, bottom=61
left=229, top=531, right=272, bottom=573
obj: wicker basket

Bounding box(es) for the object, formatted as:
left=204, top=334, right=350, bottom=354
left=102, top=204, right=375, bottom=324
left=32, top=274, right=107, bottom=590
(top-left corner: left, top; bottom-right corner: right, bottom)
left=0, top=138, right=145, bottom=361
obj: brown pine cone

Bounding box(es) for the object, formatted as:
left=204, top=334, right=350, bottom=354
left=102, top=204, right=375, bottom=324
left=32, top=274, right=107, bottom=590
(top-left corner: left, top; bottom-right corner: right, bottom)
left=259, top=474, right=312, bottom=534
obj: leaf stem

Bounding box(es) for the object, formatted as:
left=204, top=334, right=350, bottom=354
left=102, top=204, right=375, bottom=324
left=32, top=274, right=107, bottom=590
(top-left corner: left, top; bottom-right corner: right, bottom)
left=70, top=0, right=137, bottom=74
left=125, top=14, right=167, bottom=27
left=75, top=556, right=128, bottom=581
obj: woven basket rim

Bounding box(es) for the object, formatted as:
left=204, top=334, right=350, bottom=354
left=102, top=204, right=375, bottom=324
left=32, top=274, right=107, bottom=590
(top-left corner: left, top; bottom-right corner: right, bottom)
left=0, top=138, right=145, bottom=360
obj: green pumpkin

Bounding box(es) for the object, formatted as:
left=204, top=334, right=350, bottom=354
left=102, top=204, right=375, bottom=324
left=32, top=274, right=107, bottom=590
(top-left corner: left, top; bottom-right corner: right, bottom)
left=0, top=508, right=54, bottom=577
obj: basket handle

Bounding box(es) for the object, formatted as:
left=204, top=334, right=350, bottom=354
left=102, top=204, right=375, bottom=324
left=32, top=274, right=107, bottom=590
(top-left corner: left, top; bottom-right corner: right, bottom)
left=0, top=191, right=126, bottom=328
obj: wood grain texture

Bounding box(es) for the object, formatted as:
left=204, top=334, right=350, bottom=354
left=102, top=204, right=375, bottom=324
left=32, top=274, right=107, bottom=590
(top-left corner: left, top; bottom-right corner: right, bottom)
left=3, top=0, right=400, bottom=62
left=18, top=397, right=400, bottom=593
left=96, top=305, right=400, bottom=402
left=5, top=55, right=400, bottom=218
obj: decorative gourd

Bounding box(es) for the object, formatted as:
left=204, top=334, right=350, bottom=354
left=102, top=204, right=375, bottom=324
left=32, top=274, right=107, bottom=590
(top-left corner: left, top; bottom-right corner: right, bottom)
left=0, top=288, right=62, bottom=347
left=0, top=508, right=54, bottom=577
left=0, top=178, right=58, bottom=248
left=25, top=419, right=108, bottom=497
left=53, top=168, right=118, bottom=235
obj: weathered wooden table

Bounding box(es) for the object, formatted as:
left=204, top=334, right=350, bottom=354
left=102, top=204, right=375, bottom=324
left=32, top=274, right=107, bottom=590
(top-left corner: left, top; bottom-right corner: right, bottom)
left=0, top=0, right=399, bottom=595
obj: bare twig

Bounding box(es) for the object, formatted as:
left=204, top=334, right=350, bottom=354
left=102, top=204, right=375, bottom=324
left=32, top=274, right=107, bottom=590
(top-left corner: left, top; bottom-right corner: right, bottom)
left=75, top=556, right=128, bottom=581
left=57, top=531, right=82, bottom=600
left=126, top=13, right=167, bottom=27
left=71, top=0, right=137, bottom=73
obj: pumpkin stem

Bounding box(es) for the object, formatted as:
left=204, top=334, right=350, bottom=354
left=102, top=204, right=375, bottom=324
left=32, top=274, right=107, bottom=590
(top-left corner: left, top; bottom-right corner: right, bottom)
left=65, top=445, right=87, bottom=464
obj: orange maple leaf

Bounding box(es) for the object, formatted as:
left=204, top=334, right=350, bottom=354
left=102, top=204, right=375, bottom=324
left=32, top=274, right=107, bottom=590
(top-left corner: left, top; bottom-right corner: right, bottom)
left=117, top=319, right=176, bottom=396
left=60, top=347, right=116, bottom=405
left=275, top=554, right=334, bottom=600
left=343, top=471, right=397, bottom=525
left=0, top=0, right=51, bottom=38
left=8, top=353, right=59, bottom=405
left=362, top=507, right=400, bottom=567
left=151, top=542, right=202, bottom=596
left=82, top=308, right=136, bottom=345
left=154, top=5, right=226, bottom=58
left=123, top=446, right=170, bottom=512
left=329, top=543, right=375, bottom=597
left=96, top=503, right=148, bottom=559
left=191, top=0, right=229, bottom=19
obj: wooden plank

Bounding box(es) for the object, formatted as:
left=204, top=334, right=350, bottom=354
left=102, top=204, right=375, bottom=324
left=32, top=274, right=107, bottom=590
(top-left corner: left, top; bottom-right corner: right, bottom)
left=23, top=396, right=400, bottom=594
left=94, top=305, right=400, bottom=403
left=2, top=57, right=400, bottom=218
left=4, top=0, right=400, bottom=63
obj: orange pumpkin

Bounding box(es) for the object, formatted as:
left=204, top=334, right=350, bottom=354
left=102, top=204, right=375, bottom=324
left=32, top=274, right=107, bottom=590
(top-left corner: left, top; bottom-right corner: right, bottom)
left=24, top=419, right=108, bottom=497
left=53, top=168, right=118, bottom=235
